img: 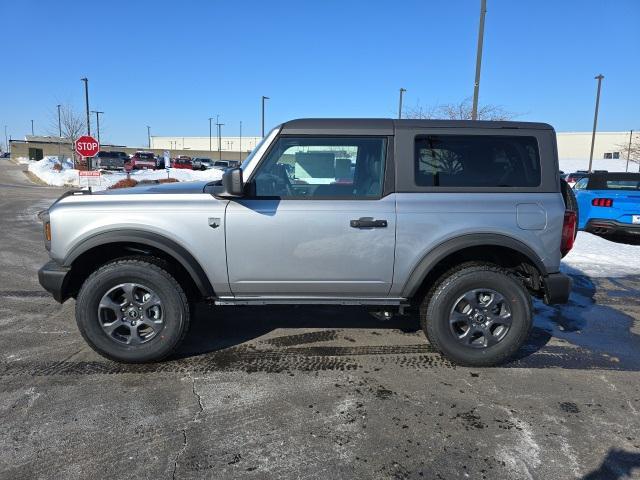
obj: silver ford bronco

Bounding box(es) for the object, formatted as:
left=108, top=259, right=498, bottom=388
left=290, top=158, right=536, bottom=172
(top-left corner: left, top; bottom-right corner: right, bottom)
left=38, top=119, right=576, bottom=366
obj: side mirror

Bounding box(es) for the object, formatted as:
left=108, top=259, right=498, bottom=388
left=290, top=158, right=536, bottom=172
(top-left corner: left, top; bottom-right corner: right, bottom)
left=220, top=167, right=244, bottom=197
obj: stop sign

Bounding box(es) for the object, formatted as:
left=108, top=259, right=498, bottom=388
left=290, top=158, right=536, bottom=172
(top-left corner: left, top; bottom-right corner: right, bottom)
left=75, top=135, right=100, bottom=157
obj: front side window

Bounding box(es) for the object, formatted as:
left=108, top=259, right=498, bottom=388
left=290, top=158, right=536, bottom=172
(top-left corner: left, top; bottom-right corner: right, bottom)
left=414, top=135, right=541, bottom=188
left=252, top=137, right=386, bottom=198
left=574, top=177, right=589, bottom=190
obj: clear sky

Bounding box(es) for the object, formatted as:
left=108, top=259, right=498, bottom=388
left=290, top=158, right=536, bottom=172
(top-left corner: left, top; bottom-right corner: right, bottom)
left=1, top=0, right=639, bottom=147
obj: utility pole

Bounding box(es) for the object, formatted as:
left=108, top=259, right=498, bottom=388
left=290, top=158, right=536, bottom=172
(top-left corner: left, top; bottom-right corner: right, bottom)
left=91, top=111, right=103, bottom=145
left=471, top=0, right=487, bottom=120
left=588, top=74, right=605, bottom=172
left=57, top=105, right=62, bottom=137
left=239, top=121, right=242, bottom=161
left=31, top=120, right=34, bottom=136
left=398, top=88, right=406, bottom=119
left=208, top=117, right=214, bottom=151
left=216, top=121, right=224, bottom=161
left=261, top=96, right=269, bottom=137
left=57, top=105, right=62, bottom=165
left=4, top=125, right=9, bottom=154
left=81, top=78, right=91, bottom=135
left=624, top=130, right=633, bottom=172
left=146, top=125, right=151, bottom=149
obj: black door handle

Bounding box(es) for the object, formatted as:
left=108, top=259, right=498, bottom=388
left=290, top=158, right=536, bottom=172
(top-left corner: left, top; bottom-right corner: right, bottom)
left=350, top=218, right=388, bottom=228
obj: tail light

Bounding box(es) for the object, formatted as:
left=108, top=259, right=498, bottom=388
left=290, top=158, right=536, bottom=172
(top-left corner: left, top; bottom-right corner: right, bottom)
left=561, top=210, right=577, bottom=257
left=592, top=198, right=613, bottom=207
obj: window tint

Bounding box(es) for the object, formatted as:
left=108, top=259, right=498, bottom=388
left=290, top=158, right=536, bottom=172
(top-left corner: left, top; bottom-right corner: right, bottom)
left=414, top=135, right=541, bottom=187
left=253, top=137, right=386, bottom=198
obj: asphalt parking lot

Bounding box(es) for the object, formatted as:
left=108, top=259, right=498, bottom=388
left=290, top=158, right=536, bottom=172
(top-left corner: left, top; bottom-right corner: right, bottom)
left=1, top=158, right=639, bottom=479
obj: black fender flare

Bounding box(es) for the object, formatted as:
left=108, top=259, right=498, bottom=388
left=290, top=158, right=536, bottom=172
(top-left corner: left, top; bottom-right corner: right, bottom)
left=401, top=233, right=549, bottom=298
left=64, top=229, right=215, bottom=298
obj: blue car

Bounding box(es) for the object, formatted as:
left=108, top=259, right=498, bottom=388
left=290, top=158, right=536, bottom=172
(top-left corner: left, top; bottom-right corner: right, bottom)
left=574, top=172, right=640, bottom=237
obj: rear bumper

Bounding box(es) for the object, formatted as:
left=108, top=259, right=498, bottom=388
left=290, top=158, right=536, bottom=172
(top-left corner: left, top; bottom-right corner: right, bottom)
left=585, top=219, right=640, bottom=236
left=543, top=272, right=572, bottom=305
left=38, top=260, right=71, bottom=303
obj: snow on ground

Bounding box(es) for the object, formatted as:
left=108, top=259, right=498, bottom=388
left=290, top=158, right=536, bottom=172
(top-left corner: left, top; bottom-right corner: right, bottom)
left=25, top=156, right=223, bottom=191
left=559, top=157, right=638, bottom=173
left=562, top=231, right=640, bottom=277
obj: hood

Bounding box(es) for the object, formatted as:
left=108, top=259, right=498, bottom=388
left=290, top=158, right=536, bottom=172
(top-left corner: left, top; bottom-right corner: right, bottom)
left=95, top=180, right=210, bottom=195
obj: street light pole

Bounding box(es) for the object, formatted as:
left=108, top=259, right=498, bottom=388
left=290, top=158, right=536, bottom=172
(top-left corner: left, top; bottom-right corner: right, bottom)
left=261, top=96, right=269, bottom=137
left=398, top=88, right=406, bottom=119
left=81, top=78, right=91, bottom=135
left=588, top=74, right=605, bottom=173
left=57, top=105, right=62, bottom=137
left=208, top=117, right=213, bottom=151
left=239, top=121, right=242, bottom=161
left=626, top=129, right=633, bottom=173
left=4, top=125, right=9, bottom=154
left=146, top=125, right=151, bottom=149
left=91, top=111, right=103, bottom=145
left=471, top=0, right=487, bottom=120
left=57, top=105, right=63, bottom=164
left=31, top=120, right=34, bottom=136
left=216, top=121, right=224, bottom=161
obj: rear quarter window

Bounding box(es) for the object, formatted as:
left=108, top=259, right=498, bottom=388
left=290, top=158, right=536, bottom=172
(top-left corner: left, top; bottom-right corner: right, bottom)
left=414, top=135, right=541, bottom=188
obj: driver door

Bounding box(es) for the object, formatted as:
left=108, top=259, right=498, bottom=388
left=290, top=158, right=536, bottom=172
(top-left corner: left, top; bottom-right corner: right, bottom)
left=224, top=135, right=396, bottom=297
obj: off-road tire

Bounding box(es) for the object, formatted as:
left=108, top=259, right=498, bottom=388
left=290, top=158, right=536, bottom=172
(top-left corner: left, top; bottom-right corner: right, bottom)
left=420, top=263, right=532, bottom=367
left=75, top=257, right=190, bottom=363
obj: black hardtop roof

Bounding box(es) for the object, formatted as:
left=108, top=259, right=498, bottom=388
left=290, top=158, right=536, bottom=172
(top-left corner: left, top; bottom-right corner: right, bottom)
left=280, top=118, right=554, bottom=135
left=589, top=172, right=640, bottom=179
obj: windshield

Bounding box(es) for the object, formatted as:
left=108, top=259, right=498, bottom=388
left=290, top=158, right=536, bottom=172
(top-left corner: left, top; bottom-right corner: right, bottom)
left=241, top=127, right=278, bottom=170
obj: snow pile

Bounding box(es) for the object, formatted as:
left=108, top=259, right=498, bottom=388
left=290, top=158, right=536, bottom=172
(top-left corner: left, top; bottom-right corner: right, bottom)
left=562, top=232, right=640, bottom=277
left=559, top=157, right=638, bottom=173
left=27, top=156, right=77, bottom=187
left=26, top=156, right=224, bottom=190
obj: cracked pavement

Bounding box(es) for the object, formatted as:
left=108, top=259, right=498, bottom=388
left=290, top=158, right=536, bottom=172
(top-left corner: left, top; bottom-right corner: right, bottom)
left=1, top=159, right=639, bottom=479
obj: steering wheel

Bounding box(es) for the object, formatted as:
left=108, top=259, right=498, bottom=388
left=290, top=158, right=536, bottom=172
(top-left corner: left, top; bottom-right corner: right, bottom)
left=260, top=163, right=292, bottom=196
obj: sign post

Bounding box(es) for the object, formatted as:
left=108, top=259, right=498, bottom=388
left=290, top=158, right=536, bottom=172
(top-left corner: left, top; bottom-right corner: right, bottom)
left=75, top=135, right=100, bottom=190
left=164, top=150, right=171, bottom=179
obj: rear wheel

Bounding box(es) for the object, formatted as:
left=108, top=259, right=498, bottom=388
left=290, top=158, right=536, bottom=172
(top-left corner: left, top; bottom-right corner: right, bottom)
left=420, top=264, right=532, bottom=367
left=75, top=258, right=190, bottom=363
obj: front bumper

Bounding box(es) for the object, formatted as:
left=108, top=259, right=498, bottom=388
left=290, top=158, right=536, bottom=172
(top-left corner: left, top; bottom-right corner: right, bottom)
left=38, top=260, right=71, bottom=303
left=542, top=272, right=572, bottom=305
left=585, top=219, right=640, bottom=237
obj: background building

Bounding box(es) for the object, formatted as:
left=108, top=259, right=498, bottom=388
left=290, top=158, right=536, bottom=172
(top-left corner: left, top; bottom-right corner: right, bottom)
left=556, top=131, right=634, bottom=160
left=10, top=136, right=256, bottom=162
left=9, top=131, right=638, bottom=169
left=150, top=136, right=262, bottom=154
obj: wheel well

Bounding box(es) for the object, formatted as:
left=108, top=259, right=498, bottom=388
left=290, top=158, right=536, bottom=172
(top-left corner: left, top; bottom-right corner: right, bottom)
left=64, top=242, right=207, bottom=302
left=410, top=245, right=544, bottom=305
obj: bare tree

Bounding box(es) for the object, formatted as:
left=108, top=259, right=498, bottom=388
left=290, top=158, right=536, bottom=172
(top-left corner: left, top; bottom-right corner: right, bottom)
left=50, top=104, right=85, bottom=167
left=617, top=133, right=640, bottom=170
left=404, top=97, right=516, bottom=121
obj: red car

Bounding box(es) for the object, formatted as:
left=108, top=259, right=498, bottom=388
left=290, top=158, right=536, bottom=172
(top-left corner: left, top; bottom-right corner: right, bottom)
left=171, top=156, right=194, bottom=169
left=125, top=151, right=157, bottom=170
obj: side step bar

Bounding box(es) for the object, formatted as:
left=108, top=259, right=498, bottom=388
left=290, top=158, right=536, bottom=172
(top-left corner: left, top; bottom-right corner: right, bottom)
left=214, top=296, right=408, bottom=306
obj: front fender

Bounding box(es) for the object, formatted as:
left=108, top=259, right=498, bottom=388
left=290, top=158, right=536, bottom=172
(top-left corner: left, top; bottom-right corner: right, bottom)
left=63, top=229, right=215, bottom=298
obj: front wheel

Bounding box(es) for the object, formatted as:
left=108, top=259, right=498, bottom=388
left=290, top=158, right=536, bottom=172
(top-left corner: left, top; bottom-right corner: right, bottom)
left=420, top=264, right=532, bottom=367
left=75, top=258, right=190, bottom=363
